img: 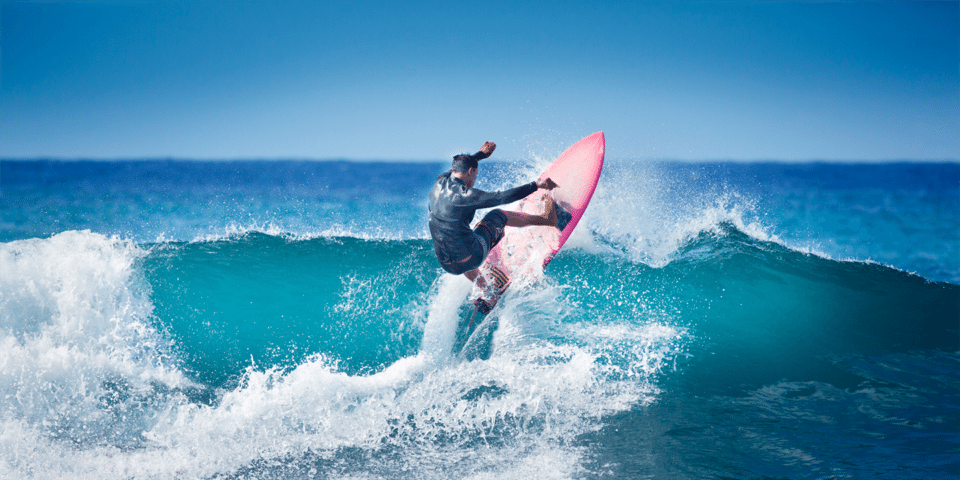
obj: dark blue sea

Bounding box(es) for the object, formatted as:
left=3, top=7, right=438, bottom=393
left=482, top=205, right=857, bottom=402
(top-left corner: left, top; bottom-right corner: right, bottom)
left=1, top=158, right=957, bottom=479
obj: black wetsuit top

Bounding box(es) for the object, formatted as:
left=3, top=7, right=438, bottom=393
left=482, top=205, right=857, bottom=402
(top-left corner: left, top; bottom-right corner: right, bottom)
left=428, top=172, right=537, bottom=272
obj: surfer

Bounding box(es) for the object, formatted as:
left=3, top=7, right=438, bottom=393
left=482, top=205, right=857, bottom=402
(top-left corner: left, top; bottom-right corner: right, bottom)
left=428, top=141, right=558, bottom=289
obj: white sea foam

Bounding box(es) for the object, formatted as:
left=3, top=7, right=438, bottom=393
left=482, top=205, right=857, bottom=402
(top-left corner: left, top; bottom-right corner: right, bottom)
left=0, top=231, right=194, bottom=477
left=187, top=220, right=429, bottom=244
left=0, top=230, right=681, bottom=479
left=418, top=274, right=473, bottom=360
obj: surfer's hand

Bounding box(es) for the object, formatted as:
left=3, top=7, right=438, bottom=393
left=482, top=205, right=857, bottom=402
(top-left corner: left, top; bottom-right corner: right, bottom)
left=537, top=178, right=558, bottom=190
left=479, top=142, right=496, bottom=155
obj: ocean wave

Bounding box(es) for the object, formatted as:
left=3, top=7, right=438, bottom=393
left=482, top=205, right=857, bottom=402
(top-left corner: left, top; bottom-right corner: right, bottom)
left=1, top=230, right=683, bottom=479
left=2, top=215, right=956, bottom=479
left=0, top=231, right=196, bottom=458
left=184, top=222, right=431, bottom=244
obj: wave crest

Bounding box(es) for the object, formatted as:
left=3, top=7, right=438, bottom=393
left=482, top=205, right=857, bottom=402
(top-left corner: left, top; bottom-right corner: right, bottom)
left=0, top=231, right=194, bottom=456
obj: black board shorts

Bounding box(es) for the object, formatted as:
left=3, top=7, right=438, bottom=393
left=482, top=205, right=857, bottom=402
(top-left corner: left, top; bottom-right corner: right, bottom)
left=441, top=209, right=508, bottom=275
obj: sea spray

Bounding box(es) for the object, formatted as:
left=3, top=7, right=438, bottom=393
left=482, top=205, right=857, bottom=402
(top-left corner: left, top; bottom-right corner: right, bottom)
left=1, top=160, right=956, bottom=479
left=418, top=274, right=472, bottom=361
left=0, top=231, right=196, bottom=478
left=0, top=232, right=191, bottom=444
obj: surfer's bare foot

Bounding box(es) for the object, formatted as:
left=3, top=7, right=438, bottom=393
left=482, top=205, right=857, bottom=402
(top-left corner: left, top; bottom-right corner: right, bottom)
left=541, top=195, right=558, bottom=228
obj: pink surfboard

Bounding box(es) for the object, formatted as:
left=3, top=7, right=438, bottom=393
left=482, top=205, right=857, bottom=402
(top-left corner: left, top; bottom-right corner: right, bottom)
left=474, top=132, right=605, bottom=312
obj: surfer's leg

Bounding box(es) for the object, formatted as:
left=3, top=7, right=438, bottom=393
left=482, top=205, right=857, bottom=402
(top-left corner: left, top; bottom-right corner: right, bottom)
left=504, top=211, right=544, bottom=227
left=464, top=268, right=489, bottom=290
left=475, top=210, right=508, bottom=251
left=503, top=197, right=557, bottom=228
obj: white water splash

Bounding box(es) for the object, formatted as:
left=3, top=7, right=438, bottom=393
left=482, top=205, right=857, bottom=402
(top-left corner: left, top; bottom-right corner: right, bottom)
left=0, top=229, right=683, bottom=479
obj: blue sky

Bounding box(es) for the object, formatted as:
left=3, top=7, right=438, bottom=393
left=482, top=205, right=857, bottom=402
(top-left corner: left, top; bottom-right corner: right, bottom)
left=2, top=0, right=957, bottom=161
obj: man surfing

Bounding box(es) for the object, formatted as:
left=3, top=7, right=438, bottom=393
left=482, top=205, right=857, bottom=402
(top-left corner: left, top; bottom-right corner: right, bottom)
left=428, top=141, right=558, bottom=292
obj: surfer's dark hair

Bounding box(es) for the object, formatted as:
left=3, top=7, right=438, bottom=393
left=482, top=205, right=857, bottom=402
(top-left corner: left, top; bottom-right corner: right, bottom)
left=452, top=153, right=479, bottom=173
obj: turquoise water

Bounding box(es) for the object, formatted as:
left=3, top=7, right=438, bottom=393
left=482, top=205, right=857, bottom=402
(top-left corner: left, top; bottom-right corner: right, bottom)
left=1, top=159, right=957, bottom=479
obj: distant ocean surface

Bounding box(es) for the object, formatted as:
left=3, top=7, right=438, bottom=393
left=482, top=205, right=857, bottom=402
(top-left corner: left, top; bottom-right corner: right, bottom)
left=1, top=158, right=957, bottom=479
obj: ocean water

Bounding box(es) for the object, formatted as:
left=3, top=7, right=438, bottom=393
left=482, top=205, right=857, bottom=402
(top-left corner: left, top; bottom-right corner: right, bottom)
left=1, top=158, right=957, bottom=479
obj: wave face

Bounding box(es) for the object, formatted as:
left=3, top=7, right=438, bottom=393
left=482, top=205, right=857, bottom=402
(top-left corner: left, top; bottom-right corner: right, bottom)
left=143, top=235, right=436, bottom=386
left=1, top=160, right=957, bottom=479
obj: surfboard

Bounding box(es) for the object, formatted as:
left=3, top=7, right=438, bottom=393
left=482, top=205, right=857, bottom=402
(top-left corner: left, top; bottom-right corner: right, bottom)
left=455, top=132, right=606, bottom=358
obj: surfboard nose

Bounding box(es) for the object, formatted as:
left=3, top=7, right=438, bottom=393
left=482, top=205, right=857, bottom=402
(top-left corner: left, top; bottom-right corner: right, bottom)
left=586, top=132, right=605, bottom=156
left=581, top=130, right=607, bottom=155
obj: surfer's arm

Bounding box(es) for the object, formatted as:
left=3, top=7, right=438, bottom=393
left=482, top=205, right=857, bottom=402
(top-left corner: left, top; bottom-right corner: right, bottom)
left=460, top=142, right=496, bottom=163
left=473, top=141, right=496, bottom=160
left=466, top=182, right=538, bottom=209
left=536, top=178, right=558, bottom=190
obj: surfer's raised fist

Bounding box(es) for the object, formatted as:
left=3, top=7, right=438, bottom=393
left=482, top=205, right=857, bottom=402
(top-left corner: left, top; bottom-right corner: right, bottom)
left=537, top=177, right=558, bottom=190
left=479, top=142, right=496, bottom=155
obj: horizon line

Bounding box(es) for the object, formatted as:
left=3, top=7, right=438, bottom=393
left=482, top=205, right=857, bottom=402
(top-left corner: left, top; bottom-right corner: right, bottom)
left=1, top=157, right=958, bottom=164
